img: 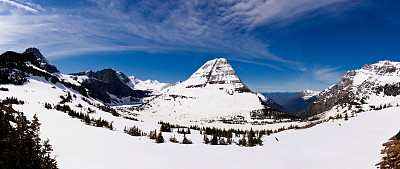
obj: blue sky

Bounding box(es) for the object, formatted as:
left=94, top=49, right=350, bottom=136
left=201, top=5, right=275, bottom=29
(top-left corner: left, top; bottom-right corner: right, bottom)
left=1, top=0, right=400, bottom=92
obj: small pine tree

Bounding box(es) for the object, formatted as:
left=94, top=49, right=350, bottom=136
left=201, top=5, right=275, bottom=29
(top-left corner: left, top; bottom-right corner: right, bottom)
left=241, top=134, right=247, bottom=146
left=344, top=113, right=348, bottom=121
left=155, top=131, right=164, bottom=143
left=203, top=134, right=209, bottom=144
left=182, top=134, right=192, bottom=144
left=210, top=134, right=218, bottom=145
left=169, top=135, right=178, bottom=143
left=149, top=130, right=157, bottom=139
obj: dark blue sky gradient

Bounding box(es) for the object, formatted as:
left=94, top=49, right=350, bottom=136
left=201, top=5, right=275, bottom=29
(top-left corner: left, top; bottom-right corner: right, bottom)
left=2, top=0, right=400, bottom=92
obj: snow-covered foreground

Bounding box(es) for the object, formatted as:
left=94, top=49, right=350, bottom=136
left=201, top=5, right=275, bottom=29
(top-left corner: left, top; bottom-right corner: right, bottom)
left=1, top=77, right=399, bottom=169
left=16, top=105, right=400, bottom=168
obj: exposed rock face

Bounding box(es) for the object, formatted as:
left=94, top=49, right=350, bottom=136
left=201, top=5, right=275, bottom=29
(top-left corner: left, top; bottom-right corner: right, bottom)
left=184, top=58, right=251, bottom=92
left=24, top=48, right=59, bottom=73
left=299, top=60, right=400, bottom=118
left=71, top=69, right=149, bottom=105
left=0, top=51, right=41, bottom=84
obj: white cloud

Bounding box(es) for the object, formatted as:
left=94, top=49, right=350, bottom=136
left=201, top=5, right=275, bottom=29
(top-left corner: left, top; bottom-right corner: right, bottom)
left=0, top=0, right=39, bottom=13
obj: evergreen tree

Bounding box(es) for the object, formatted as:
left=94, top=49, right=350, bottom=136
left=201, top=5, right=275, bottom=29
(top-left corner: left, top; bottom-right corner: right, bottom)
left=248, top=128, right=255, bottom=147
left=149, top=130, right=157, bottom=139
left=182, top=134, right=192, bottom=144
left=210, top=134, right=218, bottom=145
left=155, top=131, right=164, bottom=143
left=169, top=135, right=178, bottom=143
left=0, top=105, right=57, bottom=169
left=203, top=134, right=209, bottom=144
left=241, top=134, right=247, bottom=146
left=376, top=132, right=400, bottom=168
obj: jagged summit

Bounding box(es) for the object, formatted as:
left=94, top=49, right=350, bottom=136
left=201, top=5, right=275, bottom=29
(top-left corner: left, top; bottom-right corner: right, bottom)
left=126, top=76, right=168, bottom=92
left=24, top=47, right=59, bottom=73
left=184, top=58, right=250, bottom=93
left=300, top=89, right=320, bottom=100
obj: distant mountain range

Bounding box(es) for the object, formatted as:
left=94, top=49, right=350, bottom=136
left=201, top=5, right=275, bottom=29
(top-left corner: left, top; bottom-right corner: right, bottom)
left=2, top=47, right=400, bottom=123
left=0, top=48, right=293, bottom=124
left=261, top=90, right=321, bottom=116
left=261, top=92, right=300, bottom=105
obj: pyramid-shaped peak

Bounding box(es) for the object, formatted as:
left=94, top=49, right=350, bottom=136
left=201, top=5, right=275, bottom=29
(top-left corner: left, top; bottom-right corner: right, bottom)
left=184, top=58, right=251, bottom=92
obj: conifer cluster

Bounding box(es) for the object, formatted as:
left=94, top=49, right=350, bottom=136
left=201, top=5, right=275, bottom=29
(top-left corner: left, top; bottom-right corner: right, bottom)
left=46, top=102, right=114, bottom=130
left=124, top=126, right=147, bottom=136
left=376, top=130, right=400, bottom=168
left=0, top=100, right=57, bottom=168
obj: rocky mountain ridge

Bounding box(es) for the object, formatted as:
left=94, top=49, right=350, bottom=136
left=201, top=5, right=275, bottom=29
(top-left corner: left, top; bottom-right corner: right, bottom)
left=300, top=60, right=400, bottom=119
left=70, top=69, right=149, bottom=105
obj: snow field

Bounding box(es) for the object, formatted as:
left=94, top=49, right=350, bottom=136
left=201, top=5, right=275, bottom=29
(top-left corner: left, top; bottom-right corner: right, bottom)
left=1, top=66, right=400, bottom=168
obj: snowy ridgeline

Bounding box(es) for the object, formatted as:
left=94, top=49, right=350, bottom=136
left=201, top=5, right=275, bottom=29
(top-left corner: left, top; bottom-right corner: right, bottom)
left=306, top=60, right=400, bottom=120
left=1, top=77, right=399, bottom=168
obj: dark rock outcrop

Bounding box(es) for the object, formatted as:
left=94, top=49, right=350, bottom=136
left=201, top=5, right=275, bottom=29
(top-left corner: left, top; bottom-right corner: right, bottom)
left=0, top=50, right=89, bottom=97
left=71, top=69, right=149, bottom=104
left=24, top=48, right=59, bottom=73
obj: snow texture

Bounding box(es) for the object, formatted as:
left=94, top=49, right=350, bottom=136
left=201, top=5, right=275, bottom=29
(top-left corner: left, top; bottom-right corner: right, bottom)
left=1, top=77, right=399, bottom=169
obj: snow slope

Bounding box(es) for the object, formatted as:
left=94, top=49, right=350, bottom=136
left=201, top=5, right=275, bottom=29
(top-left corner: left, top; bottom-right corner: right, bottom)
left=301, top=89, right=320, bottom=100
left=126, top=76, right=169, bottom=93
left=2, top=78, right=398, bottom=169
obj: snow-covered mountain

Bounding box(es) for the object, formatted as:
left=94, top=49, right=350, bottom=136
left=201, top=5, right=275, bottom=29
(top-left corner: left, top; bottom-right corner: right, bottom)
left=300, top=89, right=320, bottom=100
left=128, top=58, right=289, bottom=124
left=300, top=60, right=400, bottom=119
left=125, top=76, right=169, bottom=93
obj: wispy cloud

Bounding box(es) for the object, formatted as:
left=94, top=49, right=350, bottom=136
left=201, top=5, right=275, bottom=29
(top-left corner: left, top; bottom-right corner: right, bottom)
left=312, top=65, right=344, bottom=84
left=0, top=0, right=360, bottom=71
left=230, top=58, right=285, bottom=71
left=0, top=0, right=39, bottom=13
